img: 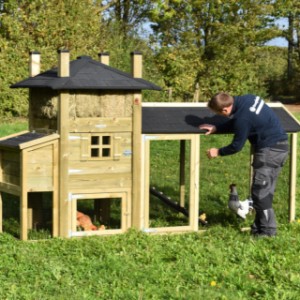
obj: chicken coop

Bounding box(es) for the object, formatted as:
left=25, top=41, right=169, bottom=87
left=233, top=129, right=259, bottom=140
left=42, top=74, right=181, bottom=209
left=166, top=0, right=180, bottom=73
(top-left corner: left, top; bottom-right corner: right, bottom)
left=0, top=50, right=160, bottom=240
left=0, top=50, right=299, bottom=240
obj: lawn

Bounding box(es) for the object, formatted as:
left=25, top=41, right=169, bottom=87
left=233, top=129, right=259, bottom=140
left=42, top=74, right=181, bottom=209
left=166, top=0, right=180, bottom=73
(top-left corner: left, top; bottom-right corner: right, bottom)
left=0, top=116, right=300, bottom=299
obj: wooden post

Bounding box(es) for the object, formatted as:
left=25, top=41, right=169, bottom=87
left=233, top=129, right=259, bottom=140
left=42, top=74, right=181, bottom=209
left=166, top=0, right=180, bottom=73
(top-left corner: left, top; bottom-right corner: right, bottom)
left=289, top=133, right=297, bottom=222
left=58, top=49, right=70, bottom=77
left=180, top=140, right=186, bottom=207
left=29, top=51, right=40, bottom=77
left=52, top=140, right=59, bottom=237
left=190, top=135, right=200, bottom=231
left=98, top=52, right=110, bottom=65
left=131, top=51, right=143, bottom=228
left=131, top=51, right=142, bottom=78
left=57, top=49, right=71, bottom=237
left=0, top=192, right=2, bottom=233
left=20, top=151, right=28, bottom=240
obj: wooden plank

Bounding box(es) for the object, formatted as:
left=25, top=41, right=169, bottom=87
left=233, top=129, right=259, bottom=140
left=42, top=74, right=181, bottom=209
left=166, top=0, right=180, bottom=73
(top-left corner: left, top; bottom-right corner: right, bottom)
left=132, top=93, right=142, bottom=228
left=69, top=187, right=130, bottom=195
left=179, top=140, right=185, bottom=207
left=71, top=195, right=77, bottom=233
left=69, top=117, right=132, bottom=133
left=70, top=229, right=124, bottom=237
left=143, top=226, right=193, bottom=233
left=144, top=133, right=196, bottom=141
left=142, top=102, right=208, bottom=108
left=27, top=164, right=53, bottom=177
left=27, top=144, right=54, bottom=163
left=0, top=192, right=2, bottom=233
left=125, top=191, right=132, bottom=230
left=289, top=133, right=297, bottom=222
left=189, top=135, right=199, bottom=231
left=18, top=134, right=59, bottom=150
left=69, top=173, right=132, bottom=190
left=27, top=177, right=53, bottom=191
left=0, top=182, right=20, bottom=196
left=68, top=160, right=131, bottom=175
left=52, top=140, right=59, bottom=237
left=20, top=151, right=28, bottom=240
left=59, top=92, right=70, bottom=238
left=2, top=174, right=20, bottom=186
left=143, top=137, right=150, bottom=228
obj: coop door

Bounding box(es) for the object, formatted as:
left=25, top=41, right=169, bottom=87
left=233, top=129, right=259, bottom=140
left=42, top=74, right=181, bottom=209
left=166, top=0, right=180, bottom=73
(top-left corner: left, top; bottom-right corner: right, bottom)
left=143, top=135, right=200, bottom=233
left=70, top=192, right=130, bottom=237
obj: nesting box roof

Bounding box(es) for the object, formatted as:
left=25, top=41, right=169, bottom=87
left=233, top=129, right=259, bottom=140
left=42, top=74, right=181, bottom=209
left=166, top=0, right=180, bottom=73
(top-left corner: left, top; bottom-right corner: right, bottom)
left=11, top=55, right=162, bottom=91
left=0, top=132, right=59, bottom=150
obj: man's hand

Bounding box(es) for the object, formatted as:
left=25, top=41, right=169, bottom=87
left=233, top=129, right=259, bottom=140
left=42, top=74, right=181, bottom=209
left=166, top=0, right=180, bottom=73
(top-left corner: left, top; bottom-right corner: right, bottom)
left=206, top=148, right=219, bottom=159
left=199, top=124, right=216, bottom=135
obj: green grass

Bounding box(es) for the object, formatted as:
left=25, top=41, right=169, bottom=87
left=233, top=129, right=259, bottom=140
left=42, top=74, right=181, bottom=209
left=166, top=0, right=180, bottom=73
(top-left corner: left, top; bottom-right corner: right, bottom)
left=0, top=117, right=300, bottom=299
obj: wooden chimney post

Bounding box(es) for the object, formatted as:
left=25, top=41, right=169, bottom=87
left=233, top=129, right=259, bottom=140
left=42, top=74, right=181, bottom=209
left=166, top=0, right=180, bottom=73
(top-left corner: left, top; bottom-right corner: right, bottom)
left=98, top=52, right=110, bottom=65
left=58, top=49, right=70, bottom=77
left=29, top=51, right=40, bottom=77
left=131, top=51, right=142, bottom=78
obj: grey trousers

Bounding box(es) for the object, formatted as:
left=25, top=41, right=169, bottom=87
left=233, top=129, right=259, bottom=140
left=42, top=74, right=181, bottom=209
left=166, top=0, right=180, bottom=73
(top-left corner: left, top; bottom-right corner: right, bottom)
left=251, top=144, right=289, bottom=211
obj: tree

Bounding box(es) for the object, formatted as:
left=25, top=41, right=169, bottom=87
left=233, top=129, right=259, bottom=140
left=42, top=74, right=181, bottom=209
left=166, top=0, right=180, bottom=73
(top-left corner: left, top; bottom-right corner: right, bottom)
left=148, top=0, right=283, bottom=100
left=273, top=0, right=300, bottom=78
left=0, top=0, right=106, bottom=117
left=101, top=0, right=152, bottom=36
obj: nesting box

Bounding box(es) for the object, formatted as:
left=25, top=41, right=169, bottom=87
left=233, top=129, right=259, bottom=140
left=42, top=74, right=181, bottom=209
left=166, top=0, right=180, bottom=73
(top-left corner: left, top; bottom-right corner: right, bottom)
left=0, top=132, right=59, bottom=239
left=2, top=50, right=160, bottom=239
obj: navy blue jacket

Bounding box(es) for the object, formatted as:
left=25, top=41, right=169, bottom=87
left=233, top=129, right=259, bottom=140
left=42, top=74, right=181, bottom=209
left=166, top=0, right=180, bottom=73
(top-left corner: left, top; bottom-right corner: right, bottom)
left=217, top=94, right=287, bottom=156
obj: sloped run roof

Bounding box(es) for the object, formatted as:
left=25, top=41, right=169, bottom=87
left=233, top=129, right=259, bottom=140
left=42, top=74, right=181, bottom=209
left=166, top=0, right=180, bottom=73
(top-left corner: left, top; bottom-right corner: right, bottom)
left=142, top=105, right=300, bottom=134
left=11, top=55, right=161, bottom=91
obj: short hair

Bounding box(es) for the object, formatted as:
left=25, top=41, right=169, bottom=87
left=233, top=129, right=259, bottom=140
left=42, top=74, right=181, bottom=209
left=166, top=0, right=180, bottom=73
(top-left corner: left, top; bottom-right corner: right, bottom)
left=208, top=92, right=234, bottom=112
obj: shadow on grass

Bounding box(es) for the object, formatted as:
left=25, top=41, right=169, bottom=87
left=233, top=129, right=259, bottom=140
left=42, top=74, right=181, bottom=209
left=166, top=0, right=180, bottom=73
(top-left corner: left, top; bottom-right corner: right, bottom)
left=149, top=186, right=252, bottom=230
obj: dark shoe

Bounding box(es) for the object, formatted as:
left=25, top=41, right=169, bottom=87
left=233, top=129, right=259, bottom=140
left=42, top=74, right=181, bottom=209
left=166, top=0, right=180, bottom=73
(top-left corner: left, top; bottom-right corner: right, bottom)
left=254, top=208, right=277, bottom=236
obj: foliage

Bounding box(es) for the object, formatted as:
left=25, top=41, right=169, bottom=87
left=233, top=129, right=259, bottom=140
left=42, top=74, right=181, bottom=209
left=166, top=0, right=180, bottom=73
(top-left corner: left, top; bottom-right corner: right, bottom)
left=0, top=0, right=107, bottom=117
left=148, top=0, right=287, bottom=100
left=0, top=0, right=299, bottom=116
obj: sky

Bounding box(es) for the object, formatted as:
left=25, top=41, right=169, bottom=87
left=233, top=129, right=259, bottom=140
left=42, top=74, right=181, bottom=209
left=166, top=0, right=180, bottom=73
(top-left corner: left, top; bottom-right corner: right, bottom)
left=266, top=37, right=288, bottom=47
left=265, top=18, right=288, bottom=47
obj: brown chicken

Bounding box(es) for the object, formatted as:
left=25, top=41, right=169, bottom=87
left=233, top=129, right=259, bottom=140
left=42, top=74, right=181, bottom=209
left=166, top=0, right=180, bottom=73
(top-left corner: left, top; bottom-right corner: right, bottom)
left=76, top=211, right=105, bottom=231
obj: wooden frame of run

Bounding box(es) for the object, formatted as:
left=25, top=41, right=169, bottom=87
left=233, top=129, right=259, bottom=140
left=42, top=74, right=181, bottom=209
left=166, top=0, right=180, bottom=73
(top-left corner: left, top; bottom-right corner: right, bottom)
left=141, top=133, right=200, bottom=233
left=142, top=102, right=299, bottom=225
left=69, top=189, right=131, bottom=237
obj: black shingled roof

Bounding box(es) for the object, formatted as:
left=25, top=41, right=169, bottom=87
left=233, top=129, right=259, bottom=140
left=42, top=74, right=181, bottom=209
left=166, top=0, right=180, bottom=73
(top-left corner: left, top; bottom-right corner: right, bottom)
left=142, top=106, right=300, bottom=134
left=11, top=55, right=162, bottom=91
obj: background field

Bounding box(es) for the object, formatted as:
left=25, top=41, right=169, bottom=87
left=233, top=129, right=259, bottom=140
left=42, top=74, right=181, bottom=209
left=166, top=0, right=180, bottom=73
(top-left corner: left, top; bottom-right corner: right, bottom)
left=0, top=115, right=299, bottom=299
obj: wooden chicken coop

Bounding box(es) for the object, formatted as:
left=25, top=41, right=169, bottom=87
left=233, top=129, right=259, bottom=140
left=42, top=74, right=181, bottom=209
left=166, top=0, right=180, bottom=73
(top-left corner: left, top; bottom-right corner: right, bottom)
left=0, top=50, right=161, bottom=240
left=1, top=50, right=300, bottom=240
